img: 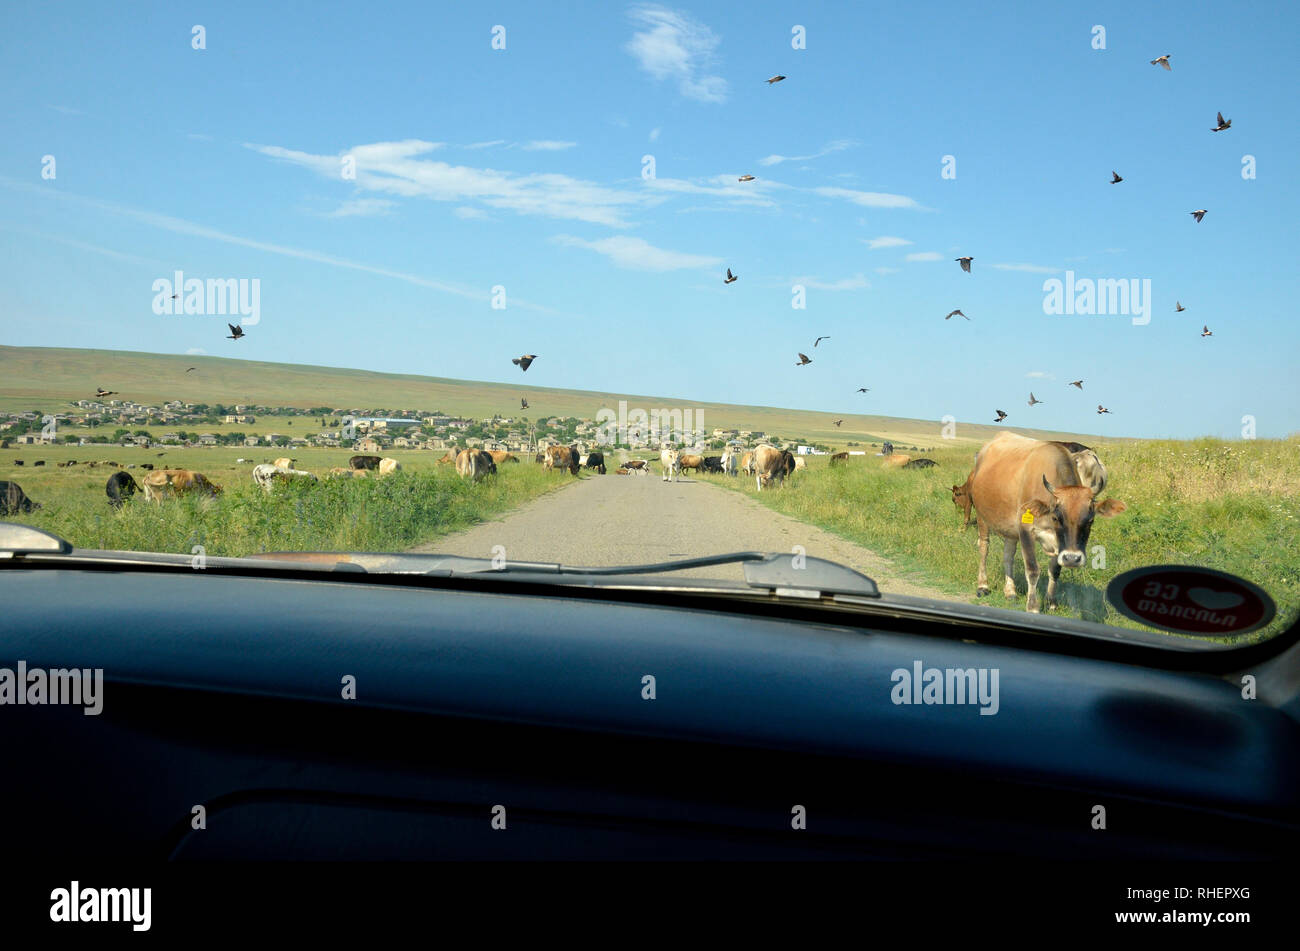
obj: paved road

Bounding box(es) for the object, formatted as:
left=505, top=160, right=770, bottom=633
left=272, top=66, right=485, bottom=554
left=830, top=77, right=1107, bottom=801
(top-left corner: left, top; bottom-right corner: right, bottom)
left=412, top=470, right=947, bottom=598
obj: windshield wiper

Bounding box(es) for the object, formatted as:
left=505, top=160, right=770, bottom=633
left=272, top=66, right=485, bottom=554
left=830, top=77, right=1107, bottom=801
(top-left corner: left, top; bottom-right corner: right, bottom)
left=0, top=523, right=880, bottom=599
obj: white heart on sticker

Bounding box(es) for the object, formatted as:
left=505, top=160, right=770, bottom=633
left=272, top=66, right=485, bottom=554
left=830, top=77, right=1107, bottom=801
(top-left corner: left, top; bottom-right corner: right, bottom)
left=1187, top=587, right=1244, bottom=611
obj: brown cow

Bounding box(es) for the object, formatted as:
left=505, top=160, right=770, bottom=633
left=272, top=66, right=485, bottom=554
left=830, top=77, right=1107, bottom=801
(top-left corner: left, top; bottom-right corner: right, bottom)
left=141, top=469, right=223, bottom=503
left=969, top=432, right=1125, bottom=613
left=487, top=450, right=520, bottom=465
left=951, top=474, right=974, bottom=527
left=623, top=460, right=647, bottom=471
left=544, top=445, right=580, bottom=475
left=882, top=454, right=913, bottom=468
left=752, top=445, right=795, bottom=491
left=273, top=457, right=295, bottom=469
left=328, top=466, right=368, bottom=479
left=456, top=449, right=497, bottom=482
left=436, top=452, right=456, bottom=465
left=615, top=468, right=630, bottom=475
left=677, top=453, right=704, bottom=474
left=829, top=452, right=849, bottom=467
left=740, top=451, right=755, bottom=475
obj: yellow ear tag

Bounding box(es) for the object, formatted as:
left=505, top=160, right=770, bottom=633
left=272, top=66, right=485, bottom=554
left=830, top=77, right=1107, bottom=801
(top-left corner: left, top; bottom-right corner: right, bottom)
left=1021, top=509, right=1034, bottom=525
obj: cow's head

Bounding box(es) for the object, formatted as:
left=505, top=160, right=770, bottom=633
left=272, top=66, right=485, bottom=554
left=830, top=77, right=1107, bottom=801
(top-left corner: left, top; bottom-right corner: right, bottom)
left=951, top=483, right=972, bottom=526
left=1024, top=474, right=1125, bottom=568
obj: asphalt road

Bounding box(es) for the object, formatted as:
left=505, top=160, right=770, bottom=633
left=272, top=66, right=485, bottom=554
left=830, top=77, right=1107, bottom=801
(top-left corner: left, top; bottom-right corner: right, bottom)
left=413, top=469, right=948, bottom=598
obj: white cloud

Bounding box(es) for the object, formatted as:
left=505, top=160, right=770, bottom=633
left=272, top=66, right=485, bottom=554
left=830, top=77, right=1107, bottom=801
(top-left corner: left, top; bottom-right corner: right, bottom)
left=1026, top=371, right=1054, bottom=379
left=649, top=127, right=661, bottom=141
left=792, top=274, right=870, bottom=291
left=992, top=263, right=1060, bottom=274
left=758, top=140, right=854, bottom=167
left=247, top=140, right=652, bottom=227
left=813, top=186, right=920, bottom=209
left=552, top=234, right=721, bottom=271
left=326, top=198, right=395, bottom=218
left=905, top=251, right=942, bottom=262
left=523, top=140, right=577, bottom=151
left=464, top=140, right=508, bottom=150
left=874, top=267, right=899, bottom=275
left=625, top=5, right=728, bottom=103
left=863, top=235, right=912, bottom=250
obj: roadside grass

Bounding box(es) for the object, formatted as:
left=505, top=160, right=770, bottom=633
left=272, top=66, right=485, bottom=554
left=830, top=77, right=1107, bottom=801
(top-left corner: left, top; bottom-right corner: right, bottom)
left=2, top=450, right=573, bottom=557
left=697, top=438, right=1300, bottom=642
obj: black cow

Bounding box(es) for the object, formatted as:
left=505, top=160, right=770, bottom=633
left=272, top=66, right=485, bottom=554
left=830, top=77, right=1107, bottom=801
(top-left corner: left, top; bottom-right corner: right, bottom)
left=13, top=460, right=23, bottom=466
left=33, top=460, right=45, bottom=467
left=349, top=454, right=381, bottom=470
left=106, top=471, right=140, bottom=508
left=700, top=456, right=725, bottom=473
left=902, top=458, right=938, bottom=469
left=583, top=451, right=607, bottom=475
left=140, top=463, right=154, bottom=470
left=0, top=481, right=40, bottom=516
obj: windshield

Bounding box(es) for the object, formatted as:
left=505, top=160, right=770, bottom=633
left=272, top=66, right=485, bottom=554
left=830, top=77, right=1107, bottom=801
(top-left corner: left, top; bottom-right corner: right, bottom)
left=1, top=2, right=1295, bottom=644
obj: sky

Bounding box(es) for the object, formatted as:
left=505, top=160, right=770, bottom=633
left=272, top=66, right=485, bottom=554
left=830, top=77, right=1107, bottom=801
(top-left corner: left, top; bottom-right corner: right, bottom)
left=1, top=0, right=1297, bottom=438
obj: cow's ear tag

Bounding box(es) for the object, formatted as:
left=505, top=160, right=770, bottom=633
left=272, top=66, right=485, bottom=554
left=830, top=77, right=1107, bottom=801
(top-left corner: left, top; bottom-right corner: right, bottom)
left=1021, top=509, right=1034, bottom=525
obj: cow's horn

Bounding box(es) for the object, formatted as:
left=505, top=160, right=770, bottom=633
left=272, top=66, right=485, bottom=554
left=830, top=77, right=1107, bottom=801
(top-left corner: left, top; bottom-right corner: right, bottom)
left=1042, top=474, right=1056, bottom=495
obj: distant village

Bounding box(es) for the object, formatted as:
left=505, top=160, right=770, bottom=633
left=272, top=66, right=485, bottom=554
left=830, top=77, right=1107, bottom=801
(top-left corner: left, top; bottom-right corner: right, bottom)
left=0, top=399, right=870, bottom=455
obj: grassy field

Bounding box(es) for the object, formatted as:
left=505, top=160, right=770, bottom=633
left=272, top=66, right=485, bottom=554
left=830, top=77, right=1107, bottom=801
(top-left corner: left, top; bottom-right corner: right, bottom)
left=0, top=445, right=573, bottom=557
left=1, top=344, right=1108, bottom=449
left=696, top=438, right=1300, bottom=641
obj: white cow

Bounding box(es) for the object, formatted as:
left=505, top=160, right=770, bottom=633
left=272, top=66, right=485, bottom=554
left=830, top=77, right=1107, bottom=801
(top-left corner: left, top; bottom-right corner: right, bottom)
left=378, top=457, right=401, bottom=476
left=253, top=463, right=318, bottom=493
left=721, top=449, right=738, bottom=476
left=660, top=448, right=680, bottom=483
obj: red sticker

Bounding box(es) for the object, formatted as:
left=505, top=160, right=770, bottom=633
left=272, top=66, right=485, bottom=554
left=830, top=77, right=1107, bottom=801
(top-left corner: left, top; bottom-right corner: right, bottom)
left=1106, top=565, right=1276, bottom=636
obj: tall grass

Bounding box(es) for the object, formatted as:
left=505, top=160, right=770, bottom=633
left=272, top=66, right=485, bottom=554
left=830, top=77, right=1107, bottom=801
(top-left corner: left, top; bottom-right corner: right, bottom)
left=7, top=465, right=569, bottom=557
left=700, top=438, right=1300, bottom=641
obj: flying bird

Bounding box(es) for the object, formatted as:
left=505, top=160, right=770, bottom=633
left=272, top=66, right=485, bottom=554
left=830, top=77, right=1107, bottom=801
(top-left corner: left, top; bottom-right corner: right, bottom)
left=855, top=387, right=870, bottom=393
left=1211, top=111, right=1231, bottom=132
left=832, top=419, right=843, bottom=427
left=1191, top=209, right=1207, bottom=223
left=1028, top=392, right=1044, bottom=406
left=813, top=335, right=830, bottom=347
left=1069, top=380, right=1083, bottom=389
left=1151, top=55, right=1171, bottom=70
left=738, top=174, right=756, bottom=182
left=227, top=323, right=245, bottom=340
left=186, top=367, right=197, bottom=372
left=766, top=75, right=786, bottom=84
left=520, top=397, right=529, bottom=409
left=95, top=388, right=117, bottom=397
left=170, top=293, right=179, bottom=299
left=512, top=354, right=537, bottom=371
left=1098, top=405, right=1112, bottom=414
left=945, top=309, right=968, bottom=320
left=724, top=268, right=738, bottom=284
left=1175, top=301, right=1186, bottom=312
left=1202, top=325, right=1213, bottom=337
left=994, top=410, right=1008, bottom=422
left=1110, top=171, right=1123, bottom=184
left=955, top=256, right=973, bottom=273
left=796, top=353, right=812, bottom=366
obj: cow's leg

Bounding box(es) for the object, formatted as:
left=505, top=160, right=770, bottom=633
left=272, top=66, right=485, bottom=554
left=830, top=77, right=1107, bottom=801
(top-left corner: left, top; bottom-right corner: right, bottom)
left=1019, top=528, right=1041, bottom=612
left=1045, top=559, right=1062, bottom=611
left=1001, top=538, right=1018, bottom=598
left=976, top=521, right=990, bottom=596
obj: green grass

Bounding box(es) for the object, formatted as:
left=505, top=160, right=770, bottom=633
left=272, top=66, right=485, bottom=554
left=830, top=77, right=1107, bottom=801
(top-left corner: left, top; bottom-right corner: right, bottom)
left=698, top=439, right=1300, bottom=642
left=2, top=449, right=571, bottom=557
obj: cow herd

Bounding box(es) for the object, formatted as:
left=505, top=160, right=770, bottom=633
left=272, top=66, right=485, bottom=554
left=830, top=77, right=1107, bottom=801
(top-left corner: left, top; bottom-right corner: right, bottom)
left=3, top=429, right=1127, bottom=615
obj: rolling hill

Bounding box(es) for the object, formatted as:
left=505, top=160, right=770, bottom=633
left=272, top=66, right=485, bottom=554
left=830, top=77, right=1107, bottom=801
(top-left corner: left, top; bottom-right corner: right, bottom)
left=0, top=345, right=1111, bottom=448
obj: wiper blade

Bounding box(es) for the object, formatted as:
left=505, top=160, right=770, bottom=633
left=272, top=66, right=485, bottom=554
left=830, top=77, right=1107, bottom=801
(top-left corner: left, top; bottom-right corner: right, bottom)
left=2, top=523, right=879, bottom=598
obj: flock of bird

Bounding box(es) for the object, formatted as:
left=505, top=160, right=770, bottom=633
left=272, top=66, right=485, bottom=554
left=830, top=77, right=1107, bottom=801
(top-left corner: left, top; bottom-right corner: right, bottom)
left=165, top=58, right=1223, bottom=441
left=719, top=55, right=1227, bottom=431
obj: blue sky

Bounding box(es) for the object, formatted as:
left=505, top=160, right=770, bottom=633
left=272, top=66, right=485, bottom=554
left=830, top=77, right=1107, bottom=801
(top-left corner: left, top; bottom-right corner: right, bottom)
left=1, top=0, right=1297, bottom=438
